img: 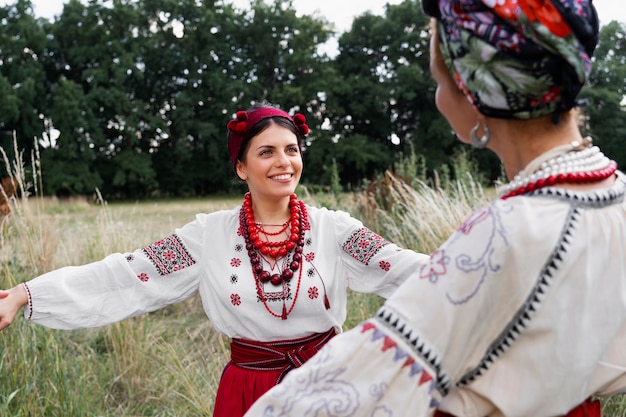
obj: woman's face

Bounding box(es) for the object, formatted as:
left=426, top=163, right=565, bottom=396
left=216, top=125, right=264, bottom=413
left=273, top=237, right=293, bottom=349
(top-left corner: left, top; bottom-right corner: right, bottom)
left=430, top=30, right=479, bottom=145
left=236, top=123, right=303, bottom=200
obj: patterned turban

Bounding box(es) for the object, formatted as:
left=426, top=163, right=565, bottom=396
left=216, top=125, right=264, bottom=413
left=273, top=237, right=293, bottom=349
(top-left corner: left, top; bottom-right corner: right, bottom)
left=423, top=0, right=599, bottom=120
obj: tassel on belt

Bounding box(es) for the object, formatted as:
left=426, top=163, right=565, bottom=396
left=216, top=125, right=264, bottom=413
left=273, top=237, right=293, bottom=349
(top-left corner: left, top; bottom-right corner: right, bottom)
left=230, top=327, right=336, bottom=383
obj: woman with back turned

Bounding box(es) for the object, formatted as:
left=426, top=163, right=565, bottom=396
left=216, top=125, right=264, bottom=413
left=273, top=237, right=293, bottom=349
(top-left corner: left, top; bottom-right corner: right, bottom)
left=244, top=1, right=626, bottom=416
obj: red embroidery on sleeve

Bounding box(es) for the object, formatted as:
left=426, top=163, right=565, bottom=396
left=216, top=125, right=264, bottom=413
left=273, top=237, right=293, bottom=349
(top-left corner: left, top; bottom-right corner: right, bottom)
left=342, top=228, right=390, bottom=265
left=142, top=234, right=195, bottom=275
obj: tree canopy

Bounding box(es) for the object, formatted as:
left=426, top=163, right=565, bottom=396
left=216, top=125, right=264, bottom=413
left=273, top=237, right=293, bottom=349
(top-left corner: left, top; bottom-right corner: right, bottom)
left=1, top=0, right=625, bottom=198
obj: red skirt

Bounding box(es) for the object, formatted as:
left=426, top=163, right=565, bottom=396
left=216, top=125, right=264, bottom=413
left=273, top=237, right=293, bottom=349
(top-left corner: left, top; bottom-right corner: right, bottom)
left=434, top=397, right=601, bottom=417
left=212, top=328, right=336, bottom=417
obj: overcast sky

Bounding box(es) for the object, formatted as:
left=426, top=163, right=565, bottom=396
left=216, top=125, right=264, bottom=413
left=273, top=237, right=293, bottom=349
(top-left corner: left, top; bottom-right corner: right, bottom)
left=1, top=0, right=624, bottom=31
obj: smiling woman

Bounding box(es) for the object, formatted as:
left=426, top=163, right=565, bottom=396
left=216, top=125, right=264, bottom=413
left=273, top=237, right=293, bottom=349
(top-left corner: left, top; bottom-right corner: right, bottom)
left=0, top=100, right=430, bottom=417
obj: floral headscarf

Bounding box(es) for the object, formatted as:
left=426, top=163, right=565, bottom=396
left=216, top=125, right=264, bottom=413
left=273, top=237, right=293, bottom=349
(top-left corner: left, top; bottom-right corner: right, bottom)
left=423, top=0, right=599, bottom=120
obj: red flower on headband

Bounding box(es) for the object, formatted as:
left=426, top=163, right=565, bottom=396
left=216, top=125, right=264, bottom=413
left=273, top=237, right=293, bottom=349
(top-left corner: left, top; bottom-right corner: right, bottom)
left=228, top=109, right=310, bottom=138
left=294, top=113, right=310, bottom=136
left=227, top=111, right=248, bottom=133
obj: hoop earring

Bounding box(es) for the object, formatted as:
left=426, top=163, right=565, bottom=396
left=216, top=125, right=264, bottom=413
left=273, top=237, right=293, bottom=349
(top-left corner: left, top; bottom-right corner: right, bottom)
left=470, top=120, right=491, bottom=149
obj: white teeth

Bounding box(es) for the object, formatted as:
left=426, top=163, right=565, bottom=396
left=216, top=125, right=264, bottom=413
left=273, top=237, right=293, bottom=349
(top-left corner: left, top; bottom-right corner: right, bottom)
left=272, top=174, right=291, bottom=180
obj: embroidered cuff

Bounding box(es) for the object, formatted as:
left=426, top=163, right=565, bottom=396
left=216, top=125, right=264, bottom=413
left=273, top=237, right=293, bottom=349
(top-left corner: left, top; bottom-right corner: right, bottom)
left=22, top=282, right=33, bottom=320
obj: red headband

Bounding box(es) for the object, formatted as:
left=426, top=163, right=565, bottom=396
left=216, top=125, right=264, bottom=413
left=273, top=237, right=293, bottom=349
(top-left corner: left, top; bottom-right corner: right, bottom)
left=227, top=107, right=310, bottom=167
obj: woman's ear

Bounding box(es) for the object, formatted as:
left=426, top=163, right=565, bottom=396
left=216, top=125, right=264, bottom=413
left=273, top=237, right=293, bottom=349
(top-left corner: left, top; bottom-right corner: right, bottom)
left=236, top=161, right=247, bottom=181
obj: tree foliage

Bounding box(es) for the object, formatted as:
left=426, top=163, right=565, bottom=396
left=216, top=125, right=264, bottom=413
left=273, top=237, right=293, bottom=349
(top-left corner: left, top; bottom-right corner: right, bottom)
left=584, top=20, right=626, bottom=167
left=0, top=0, right=625, bottom=198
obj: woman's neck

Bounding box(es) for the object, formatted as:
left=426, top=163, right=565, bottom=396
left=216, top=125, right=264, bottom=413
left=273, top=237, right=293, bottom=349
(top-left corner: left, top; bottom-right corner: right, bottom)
left=488, top=113, right=584, bottom=181
left=248, top=194, right=292, bottom=225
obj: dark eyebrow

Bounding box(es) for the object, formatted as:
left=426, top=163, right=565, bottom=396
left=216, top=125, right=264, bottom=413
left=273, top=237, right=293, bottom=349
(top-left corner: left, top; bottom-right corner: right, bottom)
left=254, top=142, right=299, bottom=151
left=254, top=145, right=275, bottom=151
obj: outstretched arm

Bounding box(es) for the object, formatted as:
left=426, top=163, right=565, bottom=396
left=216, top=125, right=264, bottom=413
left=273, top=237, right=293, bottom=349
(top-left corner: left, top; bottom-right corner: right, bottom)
left=0, top=285, right=28, bottom=330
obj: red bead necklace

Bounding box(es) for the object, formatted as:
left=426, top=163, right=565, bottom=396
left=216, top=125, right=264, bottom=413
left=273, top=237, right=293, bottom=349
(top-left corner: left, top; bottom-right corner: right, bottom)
left=255, top=261, right=304, bottom=320
left=242, top=193, right=302, bottom=260
left=240, top=193, right=308, bottom=319
left=256, top=221, right=289, bottom=236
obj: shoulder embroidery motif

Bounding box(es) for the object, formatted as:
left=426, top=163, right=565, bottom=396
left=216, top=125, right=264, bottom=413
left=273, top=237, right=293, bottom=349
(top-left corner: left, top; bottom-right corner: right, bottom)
left=342, top=228, right=390, bottom=266
left=143, top=234, right=195, bottom=275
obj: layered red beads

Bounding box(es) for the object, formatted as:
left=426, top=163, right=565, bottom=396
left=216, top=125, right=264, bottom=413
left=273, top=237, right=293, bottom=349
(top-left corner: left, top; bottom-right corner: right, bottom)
left=241, top=193, right=305, bottom=286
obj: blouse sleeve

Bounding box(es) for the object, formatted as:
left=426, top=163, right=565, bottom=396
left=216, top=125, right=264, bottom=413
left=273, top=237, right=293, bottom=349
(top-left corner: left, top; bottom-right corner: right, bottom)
left=243, top=319, right=439, bottom=417
left=333, top=209, right=430, bottom=298
left=23, top=213, right=209, bottom=330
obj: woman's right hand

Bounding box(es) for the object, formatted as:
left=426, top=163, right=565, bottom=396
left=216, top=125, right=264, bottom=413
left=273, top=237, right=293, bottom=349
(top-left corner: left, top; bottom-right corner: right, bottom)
left=0, top=285, right=28, bottom=331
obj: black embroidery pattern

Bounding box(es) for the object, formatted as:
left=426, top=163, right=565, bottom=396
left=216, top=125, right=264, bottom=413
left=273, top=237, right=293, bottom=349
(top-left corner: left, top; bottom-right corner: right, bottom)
left=257, top=288, right=293, bottom=303
left=458, top=206, right=582, bottom=387
left=375, top=308, right=451, bottom=397
left=342, top=228, right=390, bottom=266
left=142, top=234, right=195, bottom=275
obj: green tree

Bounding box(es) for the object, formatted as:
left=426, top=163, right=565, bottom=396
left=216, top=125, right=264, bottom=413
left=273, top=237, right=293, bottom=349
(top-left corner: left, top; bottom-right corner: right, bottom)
left=48, top=0, right=163, bottom=198
left=230, top=0, right=332, bottom=107
left=41, top=78, right=103, bottom=196
left=0, top=0, right=47, bottom=162
left=584, top=20, right=626, bottom=169
left=307, top=0, right=442, bottom=188
left=138, top=0, right=245, bottom=196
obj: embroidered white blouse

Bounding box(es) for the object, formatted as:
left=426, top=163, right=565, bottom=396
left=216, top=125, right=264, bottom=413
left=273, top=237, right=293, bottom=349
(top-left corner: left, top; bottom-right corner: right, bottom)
left=244, top=172, right=626, bottom=417
left=23, top=204, right=429, bottom=341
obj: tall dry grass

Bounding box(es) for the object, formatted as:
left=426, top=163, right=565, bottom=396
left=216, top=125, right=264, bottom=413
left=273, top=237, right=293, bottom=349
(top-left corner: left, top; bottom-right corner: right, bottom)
left=1, top=191, right=239, bottom=415
left=1, top=139, right=241, bottom=415
left=347, top=170, right=490, bottom=254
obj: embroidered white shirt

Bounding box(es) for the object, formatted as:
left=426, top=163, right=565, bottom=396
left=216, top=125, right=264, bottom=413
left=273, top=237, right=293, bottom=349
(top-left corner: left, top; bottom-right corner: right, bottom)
left=23, top=205, right=429, bottom=341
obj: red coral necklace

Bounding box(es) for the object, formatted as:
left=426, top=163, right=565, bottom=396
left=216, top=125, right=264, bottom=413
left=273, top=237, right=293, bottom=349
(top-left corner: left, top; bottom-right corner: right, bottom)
left=240, top=193, right=307, bottom=319
left=256, top=221, right=289, bottom=237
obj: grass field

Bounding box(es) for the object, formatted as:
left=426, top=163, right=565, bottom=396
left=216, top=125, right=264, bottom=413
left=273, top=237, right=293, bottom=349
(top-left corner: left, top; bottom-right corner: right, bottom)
left=1, top=170, right=625, bottom=416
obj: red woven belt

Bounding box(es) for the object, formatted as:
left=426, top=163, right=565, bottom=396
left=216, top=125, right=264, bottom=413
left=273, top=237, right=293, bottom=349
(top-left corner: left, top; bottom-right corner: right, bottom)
left=230, top=327, right=336, bottom=383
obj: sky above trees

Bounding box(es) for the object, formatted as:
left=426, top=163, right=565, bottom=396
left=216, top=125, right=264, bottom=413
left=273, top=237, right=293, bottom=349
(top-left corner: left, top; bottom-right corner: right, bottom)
left=5, top=0, right=626, bottom=28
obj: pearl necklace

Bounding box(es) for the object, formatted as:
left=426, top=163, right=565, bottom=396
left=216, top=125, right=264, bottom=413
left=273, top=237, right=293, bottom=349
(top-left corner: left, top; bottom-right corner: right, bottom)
left=498, top=137, right=617, bottom=200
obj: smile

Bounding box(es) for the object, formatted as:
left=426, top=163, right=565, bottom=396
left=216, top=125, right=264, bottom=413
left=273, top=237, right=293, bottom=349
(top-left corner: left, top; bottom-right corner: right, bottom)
left=270, top=174, right=292, bottom=180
